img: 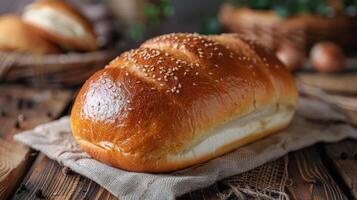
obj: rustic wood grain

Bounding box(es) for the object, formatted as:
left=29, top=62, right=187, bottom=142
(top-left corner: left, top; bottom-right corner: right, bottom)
left=0, top=85, right=72, bottom=199
left=12, top=155, right=117, bottom=200
left=287, top=147, right=348, bottom=200
left=324, top=139, right=357, bottom=199
left=14, top=150, right=226, bottom=200
left=200, top=183, right=224, bottom=200
left=299, top=83, right=357, bottom=111
left=298, top=73, right=357, bottom=94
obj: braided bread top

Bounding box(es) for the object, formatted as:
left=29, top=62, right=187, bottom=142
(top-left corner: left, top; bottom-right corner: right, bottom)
left=71, top=33, right=297, bottom=172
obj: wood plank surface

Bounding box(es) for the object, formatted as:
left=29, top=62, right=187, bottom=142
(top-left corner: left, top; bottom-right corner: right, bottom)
left=324, top=139, right=357, bottom=199
left=298, top=73, right=357, bottom=94
left=200, top=183, right=224, bottom=200
left=11, top=146, right=356, bottom=200
left=12, top=155, right=117, bottom=200
left=287, top=147, right=348, bottom=200
left=0, top=85, right=73, bottom=199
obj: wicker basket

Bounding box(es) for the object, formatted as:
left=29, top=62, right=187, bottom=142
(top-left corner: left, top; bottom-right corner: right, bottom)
left=219, top=3, right=357, bottom=50
left=0, top=50, right=118, bottom=88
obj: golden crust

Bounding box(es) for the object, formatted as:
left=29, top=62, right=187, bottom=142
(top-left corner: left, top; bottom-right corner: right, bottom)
left=71, top=33, right=297, bottom=172
left=23, top=0, right=97, bottom=51
left=0, top=14, right=60, bottom=54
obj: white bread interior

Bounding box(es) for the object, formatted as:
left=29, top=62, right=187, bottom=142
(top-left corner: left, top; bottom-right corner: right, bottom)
left=167, top=104, right=294, bottom=162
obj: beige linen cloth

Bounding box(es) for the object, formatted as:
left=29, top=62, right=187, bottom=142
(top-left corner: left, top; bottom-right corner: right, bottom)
left=14, top=97, right=357, bottom=200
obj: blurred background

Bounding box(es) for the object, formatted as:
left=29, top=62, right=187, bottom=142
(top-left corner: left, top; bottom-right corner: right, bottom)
left=0, top=0, right=223, bottom=45
left=1, top=2, right=357, bottom=200
left=0, top=0, right=356, bottom=89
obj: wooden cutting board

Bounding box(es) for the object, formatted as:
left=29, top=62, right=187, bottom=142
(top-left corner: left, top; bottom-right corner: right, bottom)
left=298, top=73, right=357, bottom=94
left=298, top=71, right=357, bottom=125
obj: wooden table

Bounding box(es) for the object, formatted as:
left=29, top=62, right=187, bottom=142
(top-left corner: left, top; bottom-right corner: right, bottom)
left=0, top=85, right=356, bottom=200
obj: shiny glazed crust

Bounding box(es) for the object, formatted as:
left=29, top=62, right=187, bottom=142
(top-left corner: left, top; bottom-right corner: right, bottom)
left=23, top=0, right=97, bottom=51
left=71, top=33, right=297, bottom=172
left=0, top=14, right=60, bottom=54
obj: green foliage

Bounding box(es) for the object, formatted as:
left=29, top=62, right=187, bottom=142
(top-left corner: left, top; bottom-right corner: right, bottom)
left=344, top=0, right=357, bottom=15
left=128, top=0, right=173, bottom=41
left=128, top=23, right=145, bottom=41
left=144, top=0, right=174, bottom=26
left=200, top=17, right=221, bottom=35
left=227, top=0, right=357, bottom=17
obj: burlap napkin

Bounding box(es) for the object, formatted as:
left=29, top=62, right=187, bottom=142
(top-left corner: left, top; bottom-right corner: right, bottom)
left=14, top=97, right=357, bottom=200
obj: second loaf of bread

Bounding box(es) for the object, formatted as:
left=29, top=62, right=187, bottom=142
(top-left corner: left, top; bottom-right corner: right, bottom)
left=71, top=33, right=297, bottom=172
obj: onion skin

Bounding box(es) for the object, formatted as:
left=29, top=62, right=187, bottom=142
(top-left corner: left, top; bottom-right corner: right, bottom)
left=310, top=42, right=345, bottom=73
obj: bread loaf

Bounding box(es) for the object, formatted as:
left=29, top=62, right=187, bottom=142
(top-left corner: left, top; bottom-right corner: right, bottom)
left=23, top=0, right=97, bottom=51
left=0, top=14, right=60, bottom=54
left=71, top=33, right=297, bottom=172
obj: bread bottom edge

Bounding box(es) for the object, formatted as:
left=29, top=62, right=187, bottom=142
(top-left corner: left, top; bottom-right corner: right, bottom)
left=166, top=107, right=294, bottom=167
left=76, top=107, right=295, bottom=173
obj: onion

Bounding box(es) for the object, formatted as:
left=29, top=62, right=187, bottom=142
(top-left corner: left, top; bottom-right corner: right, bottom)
left=310, top=42, right=345, bottom=73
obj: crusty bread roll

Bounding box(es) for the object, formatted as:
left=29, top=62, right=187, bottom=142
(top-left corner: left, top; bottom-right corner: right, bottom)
left=71, top=33, right=297, bottom=172
left=0, top=14, right=60, bottom=54
left=23, top=0, right=97, bottom=51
